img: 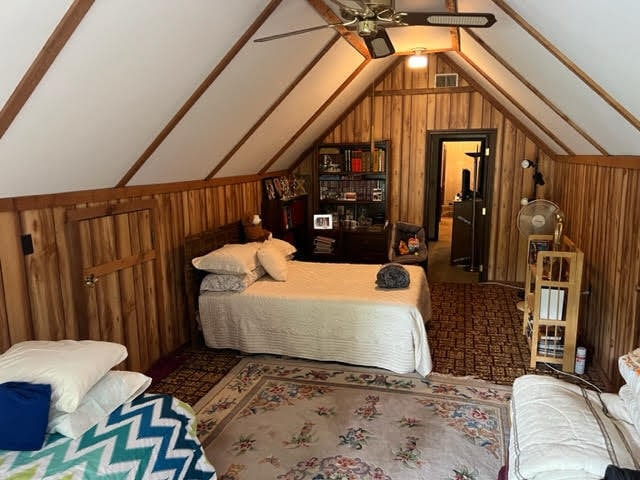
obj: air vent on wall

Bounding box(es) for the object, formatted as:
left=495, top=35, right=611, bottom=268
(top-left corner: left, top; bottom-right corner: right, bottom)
left=435, top=73, right=459, bottom=87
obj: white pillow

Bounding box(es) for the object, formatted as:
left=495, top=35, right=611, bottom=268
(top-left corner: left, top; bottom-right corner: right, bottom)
left=0, top=340, right=127, bottom=413
left=619, top=384, right=640, bottom=431
left=257, top=243, right=288, bottom=281
left=191, top=242, right=261, bottom=274
left=48, top=370, right=151, bottom=438
left=267, top=238, right=297, bottom=259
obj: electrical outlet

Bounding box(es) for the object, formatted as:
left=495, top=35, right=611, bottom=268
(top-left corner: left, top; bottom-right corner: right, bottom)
left=21, top=234, right=34, bottom=255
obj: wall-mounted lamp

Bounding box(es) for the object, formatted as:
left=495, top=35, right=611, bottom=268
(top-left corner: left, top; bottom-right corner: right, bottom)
left=407, top=48, right=428, bottom=69
left=521, top=158, right=545, bottom=205
left=521, top=159, right=536, bottom=169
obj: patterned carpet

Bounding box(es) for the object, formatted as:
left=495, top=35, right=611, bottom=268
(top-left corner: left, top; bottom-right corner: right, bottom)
left=147, top=282, right=605, bottom=405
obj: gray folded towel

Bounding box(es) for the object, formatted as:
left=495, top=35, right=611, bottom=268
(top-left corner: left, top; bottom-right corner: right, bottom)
left=376, top=263, right=410, bottom=289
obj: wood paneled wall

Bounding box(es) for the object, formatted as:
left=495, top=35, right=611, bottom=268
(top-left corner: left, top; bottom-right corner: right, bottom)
left=321, top=54, right=552, bottom=281
left=546, top=159, right=640, bottom=386
left=0, top=181, right=261, bottom=372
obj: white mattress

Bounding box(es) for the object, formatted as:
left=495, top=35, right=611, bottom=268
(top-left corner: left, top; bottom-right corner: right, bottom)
left=198, top=261, right=432, bottom=375
left=509, top=375, right=640, bottom=479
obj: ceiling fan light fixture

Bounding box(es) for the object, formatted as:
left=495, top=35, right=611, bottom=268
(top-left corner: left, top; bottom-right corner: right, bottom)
left=363, top=28, right=395, bottom=58
left=408, top=48, right=427, bottom=69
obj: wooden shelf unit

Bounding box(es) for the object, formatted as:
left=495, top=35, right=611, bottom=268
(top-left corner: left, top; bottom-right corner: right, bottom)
left=311, top=140, right=390, bottom=263
left=522, top=234, right=584, bottom=372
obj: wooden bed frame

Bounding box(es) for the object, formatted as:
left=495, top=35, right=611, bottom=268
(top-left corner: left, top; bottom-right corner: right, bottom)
left=183, top=221, right=244, bottom=346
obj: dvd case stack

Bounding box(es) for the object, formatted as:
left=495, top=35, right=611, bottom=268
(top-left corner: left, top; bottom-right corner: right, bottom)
left=313, top=235, right=335, bottom=255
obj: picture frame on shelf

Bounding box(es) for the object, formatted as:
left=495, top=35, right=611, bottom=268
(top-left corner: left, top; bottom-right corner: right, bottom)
left=313, top=214, right=333, bottom=230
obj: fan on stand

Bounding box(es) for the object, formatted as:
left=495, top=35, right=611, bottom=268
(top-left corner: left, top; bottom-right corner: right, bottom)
left=517, top=199, right=562, bottom=240
left=515, top=199, right=565, bottom=310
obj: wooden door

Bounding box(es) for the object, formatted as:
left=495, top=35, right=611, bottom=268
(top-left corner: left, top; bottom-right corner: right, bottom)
left=65, top=199, right=163, bottom=372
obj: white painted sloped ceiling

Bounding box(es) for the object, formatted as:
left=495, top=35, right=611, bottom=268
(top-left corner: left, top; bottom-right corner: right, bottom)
left=1, top=0, right=638, bottom=199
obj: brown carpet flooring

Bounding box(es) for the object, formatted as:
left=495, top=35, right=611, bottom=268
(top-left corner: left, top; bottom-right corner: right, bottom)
left=147, top=282, right=605, bottom=406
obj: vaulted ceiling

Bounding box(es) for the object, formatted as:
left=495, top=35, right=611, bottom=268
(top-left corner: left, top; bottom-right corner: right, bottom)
left=1, top=0, right=638, bottom=199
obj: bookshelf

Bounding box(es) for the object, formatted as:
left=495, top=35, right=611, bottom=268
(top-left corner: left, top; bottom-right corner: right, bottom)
left=522, top=234, right=584, bottom=372
left=262, top=175, right=308, bottom=257
left=311, top=140, right=390, bottom=263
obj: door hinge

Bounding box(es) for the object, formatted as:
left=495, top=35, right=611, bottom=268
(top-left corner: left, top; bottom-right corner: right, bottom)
left=479, top=264, right=484, bottom=272
left=482, top=207, right=486, bottom=215
left=485, top=147, right=490, bottom=157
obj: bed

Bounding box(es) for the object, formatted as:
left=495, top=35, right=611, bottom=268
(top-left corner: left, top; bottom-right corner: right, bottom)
left=184, top=222, right=433, bottom=376
left=0, top=340, right=216, bottom=479
left=0, top=393, right=216, bottom=479
left=503, top=371, right=640, bottom=479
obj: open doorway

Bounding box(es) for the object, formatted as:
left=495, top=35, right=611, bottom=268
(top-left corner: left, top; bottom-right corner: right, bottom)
left=424, top=129, right=496, bottom=282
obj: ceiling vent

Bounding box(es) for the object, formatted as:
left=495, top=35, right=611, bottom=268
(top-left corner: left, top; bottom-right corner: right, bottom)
left=435, top=73, right=459, bottom=88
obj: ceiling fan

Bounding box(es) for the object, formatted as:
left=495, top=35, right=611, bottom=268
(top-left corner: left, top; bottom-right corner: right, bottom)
left=254, top=0, right=496, bottom=59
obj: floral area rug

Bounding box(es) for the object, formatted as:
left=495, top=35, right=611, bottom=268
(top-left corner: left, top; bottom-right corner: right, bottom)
left=195, top=356, right=512, bottom=480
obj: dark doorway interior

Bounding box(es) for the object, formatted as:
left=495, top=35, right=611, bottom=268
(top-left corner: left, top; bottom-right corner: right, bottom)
left=424, top=130, right=496, bottom=282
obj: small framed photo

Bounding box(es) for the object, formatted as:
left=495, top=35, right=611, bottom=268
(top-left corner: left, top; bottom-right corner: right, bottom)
left=313, top=214, right=333, bottom=230
left=264, top=178, right=276, bottom=200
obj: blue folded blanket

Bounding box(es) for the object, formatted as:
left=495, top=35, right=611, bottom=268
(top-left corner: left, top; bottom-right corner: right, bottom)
left=376, top=263, right=410, bottom=289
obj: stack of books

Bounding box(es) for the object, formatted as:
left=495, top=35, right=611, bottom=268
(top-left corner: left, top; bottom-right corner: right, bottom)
left=313, top=236, right=335, bottom=255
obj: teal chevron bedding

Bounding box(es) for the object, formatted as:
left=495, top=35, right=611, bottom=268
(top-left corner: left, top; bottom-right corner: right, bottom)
left=0, top=393, right=216, bottom=479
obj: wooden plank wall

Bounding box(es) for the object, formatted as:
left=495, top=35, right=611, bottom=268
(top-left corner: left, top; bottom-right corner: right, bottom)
left=546, top=159, right=640, bottom=386
left=320, top=53, right=552, bottom=281
left=0, top=181, right=261, bottom=372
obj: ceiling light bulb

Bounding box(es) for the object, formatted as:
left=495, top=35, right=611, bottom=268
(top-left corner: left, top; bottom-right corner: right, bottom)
left=408, top=49, right=427, bottom=69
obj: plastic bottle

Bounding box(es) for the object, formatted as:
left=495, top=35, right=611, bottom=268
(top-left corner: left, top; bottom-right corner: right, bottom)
left=575, top=346, right=586, bottom=375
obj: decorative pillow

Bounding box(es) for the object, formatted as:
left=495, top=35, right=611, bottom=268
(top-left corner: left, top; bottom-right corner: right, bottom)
left=47, top=370, right=151, bottom=438
left=191, top=242, right=261, bottom=275
left=267, top=238, right=297, bottom=260
left=397, top=240, right=409, bottom=255
left=0, top=381, right=51, bottom=451
left=376, top=263, right=410, bottom=289
left=200, top=266, right=266, bottom=292
left=0, top=340, right=128, bottom=414
left=619, top=347, right=640, bottom=396
left=257, top=243, right=288, bottom=281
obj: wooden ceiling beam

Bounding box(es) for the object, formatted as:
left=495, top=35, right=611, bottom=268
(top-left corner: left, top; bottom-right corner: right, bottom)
left=491, top=0, right=640, bottom=133
left=116, top=0, right=282, bottom=188
left=307, top=0, right=370, bottom=59
left=446, top=0, right=460, bottom=51
left=206, top=34, right=340, bottom=179
left=465, top=29, right=608, bottom=155
left=0, top=0, right=94, bottom=139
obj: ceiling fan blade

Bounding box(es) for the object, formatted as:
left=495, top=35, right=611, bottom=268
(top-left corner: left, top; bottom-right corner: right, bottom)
left=401, top=11, right=496, bottom=28
left=254, top=23, right=343, bottom=42
left=362, top=27, right=395, bottom=59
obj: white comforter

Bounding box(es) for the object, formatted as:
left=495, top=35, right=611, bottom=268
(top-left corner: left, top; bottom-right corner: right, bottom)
left=509, top=375, right=640, bottom=479
left=198, top=261, right=432, bottom=375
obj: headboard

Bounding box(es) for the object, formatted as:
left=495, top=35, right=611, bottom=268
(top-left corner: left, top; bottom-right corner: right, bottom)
left=183, top=221, right=244, bottom=346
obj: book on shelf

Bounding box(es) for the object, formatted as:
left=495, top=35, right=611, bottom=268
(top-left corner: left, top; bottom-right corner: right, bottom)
left=314, top=235, right=336, bottom=245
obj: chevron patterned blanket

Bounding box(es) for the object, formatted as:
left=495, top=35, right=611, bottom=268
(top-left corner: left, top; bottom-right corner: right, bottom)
left=0, top=393, right=216, bottom=479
